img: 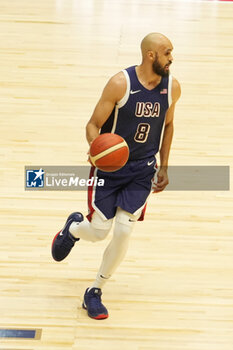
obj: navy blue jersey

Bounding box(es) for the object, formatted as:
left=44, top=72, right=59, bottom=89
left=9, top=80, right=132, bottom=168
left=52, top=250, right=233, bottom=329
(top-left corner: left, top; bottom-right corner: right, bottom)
left=101, top=65, right=172, bottom=160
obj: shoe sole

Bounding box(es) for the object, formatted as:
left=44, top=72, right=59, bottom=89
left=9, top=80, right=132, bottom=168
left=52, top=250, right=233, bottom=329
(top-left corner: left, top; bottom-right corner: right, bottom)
left=52, top=231, right=61, bottom=247
left=51, top=231, right=63, bottom=261
left=82, top=303, right=109, bottom=320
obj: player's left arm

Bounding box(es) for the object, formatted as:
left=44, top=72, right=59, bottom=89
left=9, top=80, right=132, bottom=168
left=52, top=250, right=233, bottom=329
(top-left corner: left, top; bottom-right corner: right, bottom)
left=153, top=77, right=181, bottom=193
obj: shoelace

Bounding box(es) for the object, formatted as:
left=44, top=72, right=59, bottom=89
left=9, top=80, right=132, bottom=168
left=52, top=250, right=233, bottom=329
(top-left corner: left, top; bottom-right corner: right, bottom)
left=61, top=235, right=75, bottom=250
left=89, top=293, right=102, bottom=308
left=89, top=293, right=104, bottom=309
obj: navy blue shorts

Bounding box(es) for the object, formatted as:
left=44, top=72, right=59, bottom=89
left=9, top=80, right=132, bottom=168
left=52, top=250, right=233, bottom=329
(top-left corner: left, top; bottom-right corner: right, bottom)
left=87, top=156, right=157, bottom=222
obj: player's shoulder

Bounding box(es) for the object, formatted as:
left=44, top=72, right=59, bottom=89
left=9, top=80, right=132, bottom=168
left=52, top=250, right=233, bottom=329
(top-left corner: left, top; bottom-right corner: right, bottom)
left=104, top=71, right=127, bottom=101
left=108, top=71, right=127, bottom=88
left=171, top=76, right=181, bottom=103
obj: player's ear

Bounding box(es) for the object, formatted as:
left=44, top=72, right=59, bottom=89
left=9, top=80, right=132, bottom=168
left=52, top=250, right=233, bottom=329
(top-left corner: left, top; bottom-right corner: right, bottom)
left=147, top=50, right=155, bottom=61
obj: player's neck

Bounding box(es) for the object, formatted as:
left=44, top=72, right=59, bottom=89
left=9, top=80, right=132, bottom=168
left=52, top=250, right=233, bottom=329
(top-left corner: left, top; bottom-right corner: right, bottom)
left=136, top=64, right=161, bottom=90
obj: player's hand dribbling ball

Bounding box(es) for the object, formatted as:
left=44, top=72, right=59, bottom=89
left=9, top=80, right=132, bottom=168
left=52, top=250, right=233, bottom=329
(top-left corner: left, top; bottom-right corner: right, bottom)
left=89, top=133, right=129, bottom=172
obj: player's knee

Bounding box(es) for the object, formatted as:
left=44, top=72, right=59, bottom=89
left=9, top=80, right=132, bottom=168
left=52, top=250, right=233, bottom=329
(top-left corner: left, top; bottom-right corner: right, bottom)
left=90, top=211, right=113, bottom=241
left=115, top=207, right=140, bottom=240
left=115, top=223, right=132, bottom=241
left=91, top=228, right=109, bottom=241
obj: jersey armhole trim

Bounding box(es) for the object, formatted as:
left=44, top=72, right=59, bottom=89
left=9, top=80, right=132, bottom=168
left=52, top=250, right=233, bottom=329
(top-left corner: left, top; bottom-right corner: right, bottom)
left=168, top=74, right=173, bottom=107
left=117, top=69, right=130, bottom=108
left=158, top=75, right=173, bottom=152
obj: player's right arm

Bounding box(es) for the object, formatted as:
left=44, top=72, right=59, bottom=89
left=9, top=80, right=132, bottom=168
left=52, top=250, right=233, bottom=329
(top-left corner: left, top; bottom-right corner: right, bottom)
left=86, top=72, right=126, bottom=145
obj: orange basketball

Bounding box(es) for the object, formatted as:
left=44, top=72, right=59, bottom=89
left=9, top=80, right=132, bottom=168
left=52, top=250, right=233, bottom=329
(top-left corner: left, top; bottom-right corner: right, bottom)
left=89, top=133, right=129, bottom=172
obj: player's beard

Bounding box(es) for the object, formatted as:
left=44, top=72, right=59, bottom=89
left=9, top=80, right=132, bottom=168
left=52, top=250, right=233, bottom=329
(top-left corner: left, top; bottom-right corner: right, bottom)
left=152, top=54, right=170, bottom=77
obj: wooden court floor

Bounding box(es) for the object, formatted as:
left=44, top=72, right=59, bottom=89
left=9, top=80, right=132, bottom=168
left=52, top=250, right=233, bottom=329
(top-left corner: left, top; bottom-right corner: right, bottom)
left=0, top=0, right=233, bottom=349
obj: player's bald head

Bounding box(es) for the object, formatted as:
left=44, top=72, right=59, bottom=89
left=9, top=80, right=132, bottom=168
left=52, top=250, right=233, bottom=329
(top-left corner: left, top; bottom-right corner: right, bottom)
left=141, top=33, right=173, bottom=60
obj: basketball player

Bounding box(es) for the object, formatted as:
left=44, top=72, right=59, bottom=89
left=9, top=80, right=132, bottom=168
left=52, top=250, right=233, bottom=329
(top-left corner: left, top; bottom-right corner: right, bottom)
left=52, top=33, right=181, bottom=319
